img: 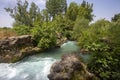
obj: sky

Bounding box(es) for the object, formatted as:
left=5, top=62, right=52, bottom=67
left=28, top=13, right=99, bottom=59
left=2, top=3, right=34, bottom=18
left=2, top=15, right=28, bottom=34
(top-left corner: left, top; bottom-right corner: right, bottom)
left=0, top=0, right=120, bottom=27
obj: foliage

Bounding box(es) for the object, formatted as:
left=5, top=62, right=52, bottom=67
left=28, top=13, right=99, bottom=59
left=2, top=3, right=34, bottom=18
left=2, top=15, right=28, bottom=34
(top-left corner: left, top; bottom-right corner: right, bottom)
left=88, top=51, right=120, bottom=80
left=66, top=2, right=78, bottom=21
left=51, top=14, right=74, bottom=40
left=5, top=0, right=42, bottom=27
left=87, top=19, right=120, bottom=80
left=13, top=25, right=30, bottom=35
left=112, top=13, right=120, bottom=22
left=72, top=18, right=120, bottom=79
left=72, top=18, right=89, bottom=40
left=4, top=0, right=120, bottom=79
left=66, top=0, right=93, bottom=22
left=46, top=0, right=67, bottom=19
left=78, top=0, right=94, bottom=21
left=108, top=20, right=120, bottom=47
left=41, top=9, right=50, bottom=22
left=77, top=19, right=110, bottom=48
left=31, top=22, right=57, bottom=49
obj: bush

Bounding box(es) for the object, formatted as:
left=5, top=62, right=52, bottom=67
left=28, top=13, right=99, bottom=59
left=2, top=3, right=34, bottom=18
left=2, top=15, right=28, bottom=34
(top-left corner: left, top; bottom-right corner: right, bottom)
left=31, top=22, right=57, bottom=49
left=77, top=19, right=110, bottom=49
left=88, top=51, right=120, bottom=80
left=13, top=25, right=30, bottom=35
left=87, top=20, right=120, bottom=80
left=72, top=18, right=89, bottom=40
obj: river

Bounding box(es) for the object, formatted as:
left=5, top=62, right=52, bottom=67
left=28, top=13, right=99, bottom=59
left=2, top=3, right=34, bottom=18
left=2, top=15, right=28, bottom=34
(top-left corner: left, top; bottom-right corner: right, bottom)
left=0, top=41, right=89, bottom=80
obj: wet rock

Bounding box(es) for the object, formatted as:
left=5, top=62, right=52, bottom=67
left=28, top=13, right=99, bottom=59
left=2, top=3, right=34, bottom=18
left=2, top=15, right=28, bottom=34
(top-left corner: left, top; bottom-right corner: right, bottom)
left=56, top=37, right=67, bottom=47
left=0, top=35, right=42, bottom=63
left=48, top=53, right=98, bottom=80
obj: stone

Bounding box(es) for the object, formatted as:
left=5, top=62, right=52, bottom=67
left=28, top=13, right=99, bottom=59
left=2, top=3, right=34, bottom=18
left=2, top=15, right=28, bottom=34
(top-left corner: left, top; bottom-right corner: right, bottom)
left=80, top=49, right=89, bottom=54
left=0, top=35, right=42, bottom=63
left=48, top=53, right=98, bottom=80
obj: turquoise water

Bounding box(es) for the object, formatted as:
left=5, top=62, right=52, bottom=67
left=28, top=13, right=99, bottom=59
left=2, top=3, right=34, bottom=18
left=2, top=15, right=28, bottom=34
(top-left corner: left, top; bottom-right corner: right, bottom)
left=0, top=41, right=89, bottom=80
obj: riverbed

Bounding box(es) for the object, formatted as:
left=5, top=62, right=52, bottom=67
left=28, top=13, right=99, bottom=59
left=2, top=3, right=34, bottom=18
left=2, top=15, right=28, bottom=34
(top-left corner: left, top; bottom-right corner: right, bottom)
left=0, top=41, right=89, bottom=80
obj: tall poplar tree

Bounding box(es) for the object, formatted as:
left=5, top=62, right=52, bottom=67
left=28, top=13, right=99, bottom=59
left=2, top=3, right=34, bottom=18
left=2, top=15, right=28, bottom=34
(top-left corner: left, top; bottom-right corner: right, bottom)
left=66, top=2, right=78, bottom=21
left=78, top=0, right=94, bottom=21
left=46, top=0, right=67, bottom=20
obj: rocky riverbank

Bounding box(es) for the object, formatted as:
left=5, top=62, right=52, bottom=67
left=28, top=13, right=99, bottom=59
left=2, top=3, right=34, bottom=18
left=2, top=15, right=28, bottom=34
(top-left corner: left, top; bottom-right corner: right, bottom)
left=0, top=35, right=42, bottom=63
left=48, top=53, right=99, bottom=80
left=0, top=35, right=67, bottom=63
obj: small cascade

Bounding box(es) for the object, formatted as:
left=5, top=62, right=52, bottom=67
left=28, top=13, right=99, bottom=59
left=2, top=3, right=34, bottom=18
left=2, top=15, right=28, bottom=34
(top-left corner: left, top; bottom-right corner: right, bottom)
left=0, top=41, right=89, bottom=80
left=0, top=57, right=56, bottom=80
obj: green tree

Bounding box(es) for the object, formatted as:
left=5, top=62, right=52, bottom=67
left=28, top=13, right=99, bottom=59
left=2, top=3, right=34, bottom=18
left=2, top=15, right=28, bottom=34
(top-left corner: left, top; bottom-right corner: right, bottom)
left=108, top=20, right=120, bottom=47
left=41, top=9, right=50, bottom=22
left=78, top=0, right=94, bottom=21
left=29, top=2, right=43, bottom=26
left=66, top=2, right=78, bottom=21
left=73, top=18, right=89, bottom=40
left=5, top=0, right=29, bottom=26
left=53, top=14, right=74, bottom=39
left=5, top=0, right=42, bottom=27
left=112, top=13, right=120, bottom=22
left=87, top=19, right=120, bottom=80
left=77, top=19, right=110, bottom=48
left=46, top=0, right=67, bottom=19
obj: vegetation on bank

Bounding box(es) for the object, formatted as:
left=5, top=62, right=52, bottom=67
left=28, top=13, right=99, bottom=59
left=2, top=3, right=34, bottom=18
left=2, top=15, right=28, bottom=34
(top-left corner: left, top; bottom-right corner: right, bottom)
left=3, top=0, right=120, bottom=79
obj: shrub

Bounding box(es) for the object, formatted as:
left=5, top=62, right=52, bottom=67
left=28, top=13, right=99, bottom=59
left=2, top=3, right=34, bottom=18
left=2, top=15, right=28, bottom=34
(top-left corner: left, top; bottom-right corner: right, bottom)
left=13, top=25, right=30, bottom=35
left=88, top=20, right=120, bottom=80
left=31, top=22, right=57, bottom=49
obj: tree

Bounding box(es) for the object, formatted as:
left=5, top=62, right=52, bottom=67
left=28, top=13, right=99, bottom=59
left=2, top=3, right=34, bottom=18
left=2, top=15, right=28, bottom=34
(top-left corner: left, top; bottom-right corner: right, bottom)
left=46, top=0, right=67, bottom=19
left=112, top=13, right=120, bottom=22
left=41, top=9, right=50, bottom=22
left=78, top=0, right=94, bottom=21
left=66, top=2, right=78, bottom=21
left=72, top=18, right=89, bottom=41
left=29, top=2, right=43, bottom=26
left=86, top=19, right=120, bottom=80
left=5, top=0, right=29, bottom=26
left=5, top=0, right=42, bottom=27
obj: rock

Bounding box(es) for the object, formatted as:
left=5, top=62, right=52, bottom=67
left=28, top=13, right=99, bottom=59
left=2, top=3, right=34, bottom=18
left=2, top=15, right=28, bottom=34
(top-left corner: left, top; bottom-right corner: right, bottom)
left=20, top=47, right=43, bottom=57
left=80, top=49, right=89, bottom=54
left=56, top=37, right=67, bottom=47
left=0, top=35, right=42, bottom=63
left=48, top=53, right=98, bottom=80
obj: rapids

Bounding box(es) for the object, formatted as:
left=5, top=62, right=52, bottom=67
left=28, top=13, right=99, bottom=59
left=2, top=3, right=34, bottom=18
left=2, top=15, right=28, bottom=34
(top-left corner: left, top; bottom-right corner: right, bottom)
left=0, top=41, right=89, bottom=80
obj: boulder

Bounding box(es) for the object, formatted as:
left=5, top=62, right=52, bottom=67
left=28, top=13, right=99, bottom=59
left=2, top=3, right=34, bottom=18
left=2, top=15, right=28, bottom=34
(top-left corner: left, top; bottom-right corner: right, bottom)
left=0, top=35, right=42, bottom=63
left=56, top=37, right=67, bottom=47
left=48, top=53, right=98, bottom=80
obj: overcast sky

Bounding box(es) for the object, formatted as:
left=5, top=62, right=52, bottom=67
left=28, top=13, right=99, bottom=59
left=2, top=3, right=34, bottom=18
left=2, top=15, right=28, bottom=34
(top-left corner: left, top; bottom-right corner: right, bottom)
left=0, top=0, right=120, bottom=27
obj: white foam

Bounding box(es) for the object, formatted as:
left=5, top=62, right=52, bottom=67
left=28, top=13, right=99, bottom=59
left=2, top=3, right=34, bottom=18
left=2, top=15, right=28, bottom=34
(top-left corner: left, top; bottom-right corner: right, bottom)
left=7, top=68, right=17, bottom=79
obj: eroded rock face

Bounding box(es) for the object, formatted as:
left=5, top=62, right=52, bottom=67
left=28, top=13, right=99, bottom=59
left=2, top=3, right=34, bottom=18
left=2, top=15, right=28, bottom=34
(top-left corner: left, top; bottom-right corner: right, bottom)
left=0, top=35, right=42, bottom=63
left=48, top=53, right=98, bottom=80
left=0, top=35, right=33, bottom=49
